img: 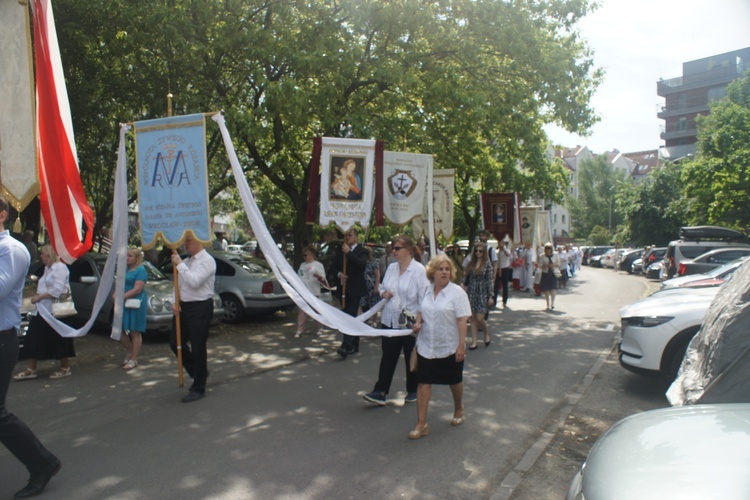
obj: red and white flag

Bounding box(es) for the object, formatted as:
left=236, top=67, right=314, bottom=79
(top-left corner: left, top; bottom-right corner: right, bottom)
left=32, top=0, right=93, bottom=263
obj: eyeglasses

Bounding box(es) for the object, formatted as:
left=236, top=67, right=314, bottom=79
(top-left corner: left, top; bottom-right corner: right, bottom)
left=392, top=246, right=404, bottom=251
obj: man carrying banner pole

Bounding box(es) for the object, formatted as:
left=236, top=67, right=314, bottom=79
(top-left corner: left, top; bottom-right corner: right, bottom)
left=132, top=113, right=215, bottom=400
left=332, top=229, right=369, bottom=359
left=170, top=235, right=216, bottom=402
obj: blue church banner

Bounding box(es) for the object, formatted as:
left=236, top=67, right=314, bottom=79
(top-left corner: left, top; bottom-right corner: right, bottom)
left=134, top=113, right=211, bottom=249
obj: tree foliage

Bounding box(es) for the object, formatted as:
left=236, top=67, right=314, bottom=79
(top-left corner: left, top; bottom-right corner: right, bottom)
left=681, top=71, right=750, bottom=232
left=616, top=161, right=686, bottom=246
left=567, top=155, right=626, bottom=239
left=53, top=0, right=601, bottom=263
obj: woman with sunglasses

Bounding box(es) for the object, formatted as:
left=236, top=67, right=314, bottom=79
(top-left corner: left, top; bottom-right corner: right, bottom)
left=363, top=235, right=429, bottom=406
left=463, top=242, right=494, bottom=349
left=539, top=243, right=560, bottom=310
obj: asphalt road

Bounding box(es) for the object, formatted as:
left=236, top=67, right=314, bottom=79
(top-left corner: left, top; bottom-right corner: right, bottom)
left=1, top=266, right=663, bottom=499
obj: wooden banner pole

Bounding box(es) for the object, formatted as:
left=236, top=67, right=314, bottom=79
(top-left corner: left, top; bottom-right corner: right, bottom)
left=173, top=256, right=184, bottom=388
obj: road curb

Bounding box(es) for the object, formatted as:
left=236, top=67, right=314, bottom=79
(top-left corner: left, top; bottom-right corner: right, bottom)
left=490, top=338, right=618, bottom=500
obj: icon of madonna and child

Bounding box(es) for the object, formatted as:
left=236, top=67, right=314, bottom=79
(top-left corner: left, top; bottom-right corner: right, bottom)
left=330, top=157, right=364, bottom=201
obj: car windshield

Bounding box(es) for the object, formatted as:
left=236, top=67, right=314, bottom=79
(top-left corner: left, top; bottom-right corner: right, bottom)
left=93, top=256, right=169, bottom=281
left=226, top=255, right=270, bottom=273
left=707, top=256, right=750, bottom=278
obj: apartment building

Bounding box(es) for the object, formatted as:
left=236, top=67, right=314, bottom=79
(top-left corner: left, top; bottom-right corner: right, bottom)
left=657, top=46, right=750, bottom=161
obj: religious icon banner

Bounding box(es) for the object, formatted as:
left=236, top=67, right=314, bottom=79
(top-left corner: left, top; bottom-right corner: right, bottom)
left=319, top=137, right=377, bottom=232
left=480, top=192, right=518, bottom=242
left=382, top=151, right=430, bottom=225
left=134, top=113, right=211, bottom=249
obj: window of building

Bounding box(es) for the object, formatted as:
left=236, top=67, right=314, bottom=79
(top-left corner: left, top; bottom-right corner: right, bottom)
left=562, top=215, right=566, bottom=223
left=554, top=214, right=557, bottom=223
left=708, top=86, right=727, bottom=103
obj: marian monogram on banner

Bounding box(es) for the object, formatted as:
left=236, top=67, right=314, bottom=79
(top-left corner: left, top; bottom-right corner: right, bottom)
left=134, top=114, right=212, bottom=249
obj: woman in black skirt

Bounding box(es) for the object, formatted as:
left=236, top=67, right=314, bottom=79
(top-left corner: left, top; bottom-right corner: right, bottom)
left=409, top=254, right=472, bottom=439
left=538, top=243, right=560, bottom=311
left=14, top=245, right=75, bottom=380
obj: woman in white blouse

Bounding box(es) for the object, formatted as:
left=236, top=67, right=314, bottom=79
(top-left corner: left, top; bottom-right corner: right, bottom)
left=362, top=235, right=429, bottom=407
left=14, top=245, right=75, bottom=380
left=408, top=254, right=471, bottom=439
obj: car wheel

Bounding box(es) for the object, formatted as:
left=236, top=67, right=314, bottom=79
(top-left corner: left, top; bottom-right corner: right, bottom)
left=662, top=326, right=701, bottom=381
left=221, top=294, right=245, bottom=324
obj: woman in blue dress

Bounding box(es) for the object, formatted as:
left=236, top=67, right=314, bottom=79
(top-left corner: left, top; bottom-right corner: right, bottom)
left=120, top=248, right=147, bottom=370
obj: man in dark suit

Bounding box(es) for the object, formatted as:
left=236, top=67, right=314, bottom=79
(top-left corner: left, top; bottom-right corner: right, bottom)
left=331, top=228, right=369, bottom=359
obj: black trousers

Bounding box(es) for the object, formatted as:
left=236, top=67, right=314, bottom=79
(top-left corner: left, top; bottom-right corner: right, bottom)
left=340, top=294, right=362, bottom=352
left=0, top=332, right=58, bottom=475
left=170, top=299, right=213, bottom=393
left=500, top=267, right=512, bottom=303
left=373, top=328, right=417, bottom=395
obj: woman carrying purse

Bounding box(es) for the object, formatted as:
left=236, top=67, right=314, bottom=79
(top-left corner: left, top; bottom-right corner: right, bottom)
left=538, top=243, right=560, bottom=311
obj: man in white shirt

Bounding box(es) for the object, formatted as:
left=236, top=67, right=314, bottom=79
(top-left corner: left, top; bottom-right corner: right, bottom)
left=170, top=234, right=217, bottom=402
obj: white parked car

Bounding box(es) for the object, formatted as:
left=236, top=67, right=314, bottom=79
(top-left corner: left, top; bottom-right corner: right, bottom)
left=618, top=287, right=718, bottom=380
left=599, top=248, right=617, bottom=268
left=567, top=404, right=750, bottom=500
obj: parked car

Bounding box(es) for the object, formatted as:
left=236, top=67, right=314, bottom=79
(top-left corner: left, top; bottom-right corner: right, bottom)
left=226, top=244, right=244, bottom=254
left=586, top=246, right=614, bottom=268
left=662, top=256, right=750, bottom=290
left=676, top=247, right=750, bottom=277
left=241, top=241, right=258, bottom=253
left=662, top=225, right=748, bottom=279
left=630, top=257, right=644, bottom=274
left=643, top=246, right=666, bottom=267
left=617, top=248, right=643, bottom=273
left=619, top=286, right=718, bottom=380
left=646, top=261, right=662, bottom=279
left=566, top=403, right=750, bottom=500
left=599, top=248, right=618, bottom=269
left=159, top=250, right=294, bottom=324
left=27, top=253, right=223, bottom=334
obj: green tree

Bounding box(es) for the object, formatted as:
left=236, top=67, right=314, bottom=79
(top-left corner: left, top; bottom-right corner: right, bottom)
left=616, top=161, right=686, bottom=246
left=682, top=71, right=750, bottom=232
left=55, top=0, right=601, bottom=264
left=568, top=155, right=626, bottom=239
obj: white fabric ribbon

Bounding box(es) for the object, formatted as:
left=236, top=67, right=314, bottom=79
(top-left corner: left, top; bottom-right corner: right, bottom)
left=212, top=113, right=411, bottom=337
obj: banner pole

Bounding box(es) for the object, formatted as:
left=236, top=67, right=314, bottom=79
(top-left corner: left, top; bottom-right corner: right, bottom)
left=341, top=250, right=347, bottom=309
left=173, top=256, right=184, bottom=388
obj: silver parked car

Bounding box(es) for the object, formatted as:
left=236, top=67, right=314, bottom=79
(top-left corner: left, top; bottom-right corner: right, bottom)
left=160, top=250, right=294, bottom=324
left=676, top=247, right=750, bottom=277
left=27, top=253, right=223, bottom=334
left=567, top=404, right=750, bottom=500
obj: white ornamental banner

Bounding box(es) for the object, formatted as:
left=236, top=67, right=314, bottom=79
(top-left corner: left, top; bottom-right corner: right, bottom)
left=519, top=206, right=541, bottom=247
left=412, top=169, right=455, bottom=240
left=0, top=0, right=39, bottom=210
left=538, top=210, right=553, bottom=247
left=382, top=151, right=430, bottom=225
left=319, top=137, right=376, bottom=232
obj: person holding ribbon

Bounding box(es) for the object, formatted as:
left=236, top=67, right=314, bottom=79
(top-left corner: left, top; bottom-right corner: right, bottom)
left=363, top=235, right=429, bottom=406
left=14, top=245, right=75, bottom=380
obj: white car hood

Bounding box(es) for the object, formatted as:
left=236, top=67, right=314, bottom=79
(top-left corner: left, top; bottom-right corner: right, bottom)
left=619, top=288, right=718, bottom=319
left=581, top=404, right=750, bottom=499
